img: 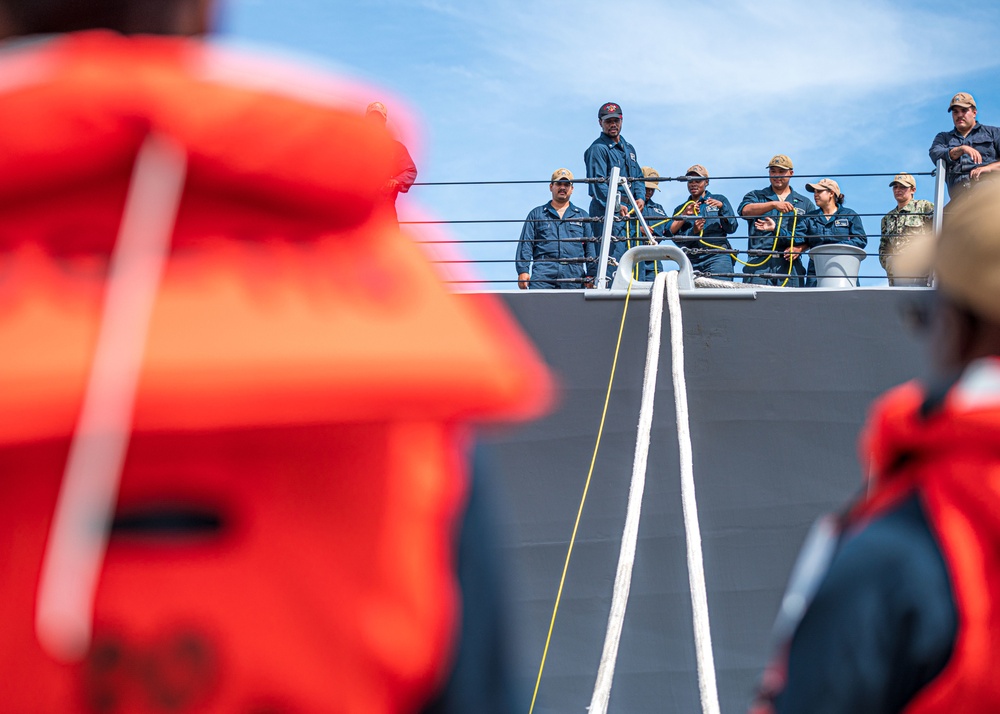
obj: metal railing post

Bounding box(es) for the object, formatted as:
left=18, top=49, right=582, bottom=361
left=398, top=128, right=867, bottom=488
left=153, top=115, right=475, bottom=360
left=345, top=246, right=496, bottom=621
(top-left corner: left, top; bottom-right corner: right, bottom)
left=933, top=158, right=946, bottom=235
left=595, top=167, right=620, bottom=289
left=620, top=178, right=655, bottom=246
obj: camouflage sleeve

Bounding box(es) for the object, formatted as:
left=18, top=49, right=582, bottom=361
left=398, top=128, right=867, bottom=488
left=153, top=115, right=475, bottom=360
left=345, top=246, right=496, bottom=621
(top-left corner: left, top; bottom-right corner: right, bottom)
left=879, top=214, right=892, bottom=270
left=916, top=200, right=935, bottom=228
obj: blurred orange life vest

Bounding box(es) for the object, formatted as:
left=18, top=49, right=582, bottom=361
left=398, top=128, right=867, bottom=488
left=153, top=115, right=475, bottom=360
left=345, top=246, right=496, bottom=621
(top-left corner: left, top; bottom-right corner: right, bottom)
left=0, top=31, right=551, bottom=713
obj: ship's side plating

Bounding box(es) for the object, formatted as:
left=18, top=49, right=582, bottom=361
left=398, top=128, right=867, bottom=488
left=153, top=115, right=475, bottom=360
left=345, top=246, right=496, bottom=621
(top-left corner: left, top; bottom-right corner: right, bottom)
left=477, top=287, right=929, bottom=714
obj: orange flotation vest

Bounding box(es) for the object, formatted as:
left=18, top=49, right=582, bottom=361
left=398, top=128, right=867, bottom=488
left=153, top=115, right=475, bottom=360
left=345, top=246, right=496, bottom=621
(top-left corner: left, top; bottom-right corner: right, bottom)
left=855, top=366, right=1000, bottom=713
left=0, top=31, right=552, bottom=712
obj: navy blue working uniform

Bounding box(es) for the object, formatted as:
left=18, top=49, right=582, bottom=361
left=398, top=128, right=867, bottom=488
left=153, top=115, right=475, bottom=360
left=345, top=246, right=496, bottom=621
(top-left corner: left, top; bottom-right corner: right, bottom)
left=585, top=133, right=644, bottom=277
left=801, top=207, right=867, bottom=287
left=620, top=199, right=670, bottom=282
left=670, top=190, right=739, bottom=280
left=767, top=495, right=956, bottom=714
left=738, top=187, right=815, bottom=286
left=929, top=122, right=1000, bottom=199
left=515, top=201, right=595, bottom=289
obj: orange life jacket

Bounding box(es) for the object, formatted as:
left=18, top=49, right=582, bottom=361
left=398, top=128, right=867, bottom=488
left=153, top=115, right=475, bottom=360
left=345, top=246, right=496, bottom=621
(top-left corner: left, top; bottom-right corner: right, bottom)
left=854, top=363, right=1000, bottom=713
left=0, top=31, right=552, bottom=712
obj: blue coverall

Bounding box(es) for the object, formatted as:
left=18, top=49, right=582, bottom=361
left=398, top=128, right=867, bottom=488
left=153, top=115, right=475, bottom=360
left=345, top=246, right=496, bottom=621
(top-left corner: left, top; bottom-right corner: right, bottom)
left=801, top=207, right=867, bottom=287
left=620, top=198, right=670, bottom=282
left=515, top=201, right=596, bottom=289
left=928, top=122, right=1000, bottom=199
left=670, top=190, right=739, bottom=280
left=584, top=133, right=644, bottom=280
left=738, top=187, right=815, bottom=287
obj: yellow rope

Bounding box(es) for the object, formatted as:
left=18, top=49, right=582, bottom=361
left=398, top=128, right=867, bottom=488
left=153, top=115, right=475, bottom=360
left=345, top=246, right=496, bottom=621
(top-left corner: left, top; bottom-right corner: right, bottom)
left=527, top=273, right=636, bottom=714
left=627, top=218, right=660, bottom=278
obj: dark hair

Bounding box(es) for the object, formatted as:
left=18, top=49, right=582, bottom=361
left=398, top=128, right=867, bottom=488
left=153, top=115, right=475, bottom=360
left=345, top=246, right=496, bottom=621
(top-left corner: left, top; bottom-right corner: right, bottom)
left=0, top=0, right=185, bottom=35
left=836, top=193, right=846, bottom=206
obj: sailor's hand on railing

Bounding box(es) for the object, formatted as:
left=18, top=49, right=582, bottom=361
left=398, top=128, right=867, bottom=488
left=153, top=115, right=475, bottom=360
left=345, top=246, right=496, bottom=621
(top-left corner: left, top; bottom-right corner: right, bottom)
left=784, top=244, right=804, bottom=259
left=518, top=272, right=530, bottom=290
left=583, top=276, right=595, bottom=288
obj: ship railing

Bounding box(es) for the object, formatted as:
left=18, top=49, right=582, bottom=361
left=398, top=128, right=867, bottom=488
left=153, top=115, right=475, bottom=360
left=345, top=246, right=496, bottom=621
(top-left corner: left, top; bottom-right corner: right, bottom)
left=403, top=160, right=949, bottom=290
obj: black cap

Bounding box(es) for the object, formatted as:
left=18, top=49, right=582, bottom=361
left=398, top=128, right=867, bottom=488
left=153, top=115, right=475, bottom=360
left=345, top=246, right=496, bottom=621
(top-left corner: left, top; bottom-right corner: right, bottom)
left=598, top=102, right=623, bottom=120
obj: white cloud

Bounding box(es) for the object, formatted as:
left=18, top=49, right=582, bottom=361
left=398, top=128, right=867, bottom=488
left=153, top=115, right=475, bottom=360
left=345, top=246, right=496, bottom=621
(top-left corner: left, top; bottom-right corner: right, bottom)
left=299, top=0, right=1000, bottom=286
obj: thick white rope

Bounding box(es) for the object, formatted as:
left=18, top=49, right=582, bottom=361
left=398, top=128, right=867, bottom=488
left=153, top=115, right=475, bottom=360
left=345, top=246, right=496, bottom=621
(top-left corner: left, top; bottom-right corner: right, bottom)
left=589, top=270, right=669, bottom=714
left=35, top=134, right=187, bottom=662
left=667, top=270, right=722, bottom=714
left=588, top=270, right=720, bottom=714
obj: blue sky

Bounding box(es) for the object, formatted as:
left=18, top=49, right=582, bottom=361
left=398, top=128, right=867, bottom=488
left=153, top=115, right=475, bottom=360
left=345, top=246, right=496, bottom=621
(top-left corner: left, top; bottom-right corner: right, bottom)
left=219, top=0, right=1000, bottom=288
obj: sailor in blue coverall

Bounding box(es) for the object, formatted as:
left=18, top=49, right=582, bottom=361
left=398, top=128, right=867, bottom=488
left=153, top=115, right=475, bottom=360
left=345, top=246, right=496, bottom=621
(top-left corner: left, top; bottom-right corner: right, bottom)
left=668, top=164, right=739, bottom=280
left=617, top=167, right=670, bottom=282
left=928, top=91, right=1000, bottom=200
left=584, top=102, right=645, bottom=282
left=515, top=168, right=596, bottom=289
left=800, top=178, right=867, bottom=287
left=738, top=154, right=815, bottom=287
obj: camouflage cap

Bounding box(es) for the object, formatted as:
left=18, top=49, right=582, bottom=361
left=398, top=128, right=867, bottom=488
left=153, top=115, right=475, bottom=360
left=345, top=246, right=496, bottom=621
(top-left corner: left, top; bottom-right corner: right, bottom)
left=890, top=173, right=917, bottom=189
left=642, top=166, right=659, bottom=192
left=767, top=154, right=794, bottom=171
left=805, top=178, right=841, bottom=197
left=947, top=92, right=976, bottom=112
left=551, top=168, right=574, bottom=182
left=685, top=164, right=709, bottom=179
left=934, top=180, right=1000, bottom=323
left=365, top=101, right=388, bottom=118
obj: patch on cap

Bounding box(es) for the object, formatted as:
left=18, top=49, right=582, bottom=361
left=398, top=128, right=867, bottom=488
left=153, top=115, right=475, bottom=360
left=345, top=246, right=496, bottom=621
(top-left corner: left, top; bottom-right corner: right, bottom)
left=599, top=102, right=623, bottom=120
left=934, top=181, right=1000, bottom=323
left=890, top=173, right=916, bottom=189
left=686, top=164, right=709, bottom=179
left=805, top=178, right=841, bottom=196
left=551, top=168, right=574, bottom=182
left=767, top=154, right=794, bottom=171
left=642, top=166, right=659, bottom=192
left=947, top=92, right=976, bottom=112
left=365, top=101, right=388, bottom=118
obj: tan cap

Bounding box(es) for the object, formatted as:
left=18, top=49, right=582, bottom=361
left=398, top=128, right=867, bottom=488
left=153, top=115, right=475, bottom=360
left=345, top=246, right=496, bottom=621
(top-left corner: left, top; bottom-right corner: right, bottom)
left=641, top=166, right=659, bottom=192
left=933, top=181, right=1000, bottom=322
left=947, top=92, right=976, bottom=112
left=805, top=178, right=841, bottom=196
left=889, top=173, right=916, bottom=189
left=685, top=164, right=709, bottom=179
left=767, top=154, right=794, bottom=171
left=551, top=168, right=574, bottom=182
left=365, top=101, right=388, bottom=118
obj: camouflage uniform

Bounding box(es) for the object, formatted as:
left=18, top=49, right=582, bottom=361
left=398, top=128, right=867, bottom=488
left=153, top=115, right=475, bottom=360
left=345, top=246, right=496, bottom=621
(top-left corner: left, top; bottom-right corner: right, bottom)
left=880, top=199, right=934, bottom=285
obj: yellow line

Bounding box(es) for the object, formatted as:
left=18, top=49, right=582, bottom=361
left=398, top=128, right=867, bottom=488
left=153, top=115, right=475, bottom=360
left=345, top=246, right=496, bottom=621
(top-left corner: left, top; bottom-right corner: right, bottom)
left=528, top=275, right=635, bottom=714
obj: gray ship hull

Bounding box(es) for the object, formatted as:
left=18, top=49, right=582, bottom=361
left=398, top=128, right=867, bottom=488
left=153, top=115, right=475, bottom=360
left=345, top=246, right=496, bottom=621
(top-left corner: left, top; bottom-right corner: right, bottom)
left=479, top=287, right=929, bottom=714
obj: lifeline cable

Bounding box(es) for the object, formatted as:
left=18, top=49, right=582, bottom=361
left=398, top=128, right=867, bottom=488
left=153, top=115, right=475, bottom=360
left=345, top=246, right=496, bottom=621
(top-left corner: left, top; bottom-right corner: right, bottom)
left=527, top=276, right=637, bottom=714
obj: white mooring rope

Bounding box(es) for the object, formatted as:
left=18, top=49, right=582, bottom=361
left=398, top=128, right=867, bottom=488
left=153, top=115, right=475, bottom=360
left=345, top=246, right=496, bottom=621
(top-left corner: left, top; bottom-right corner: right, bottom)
left=589, top=269, right=721, bottom=714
